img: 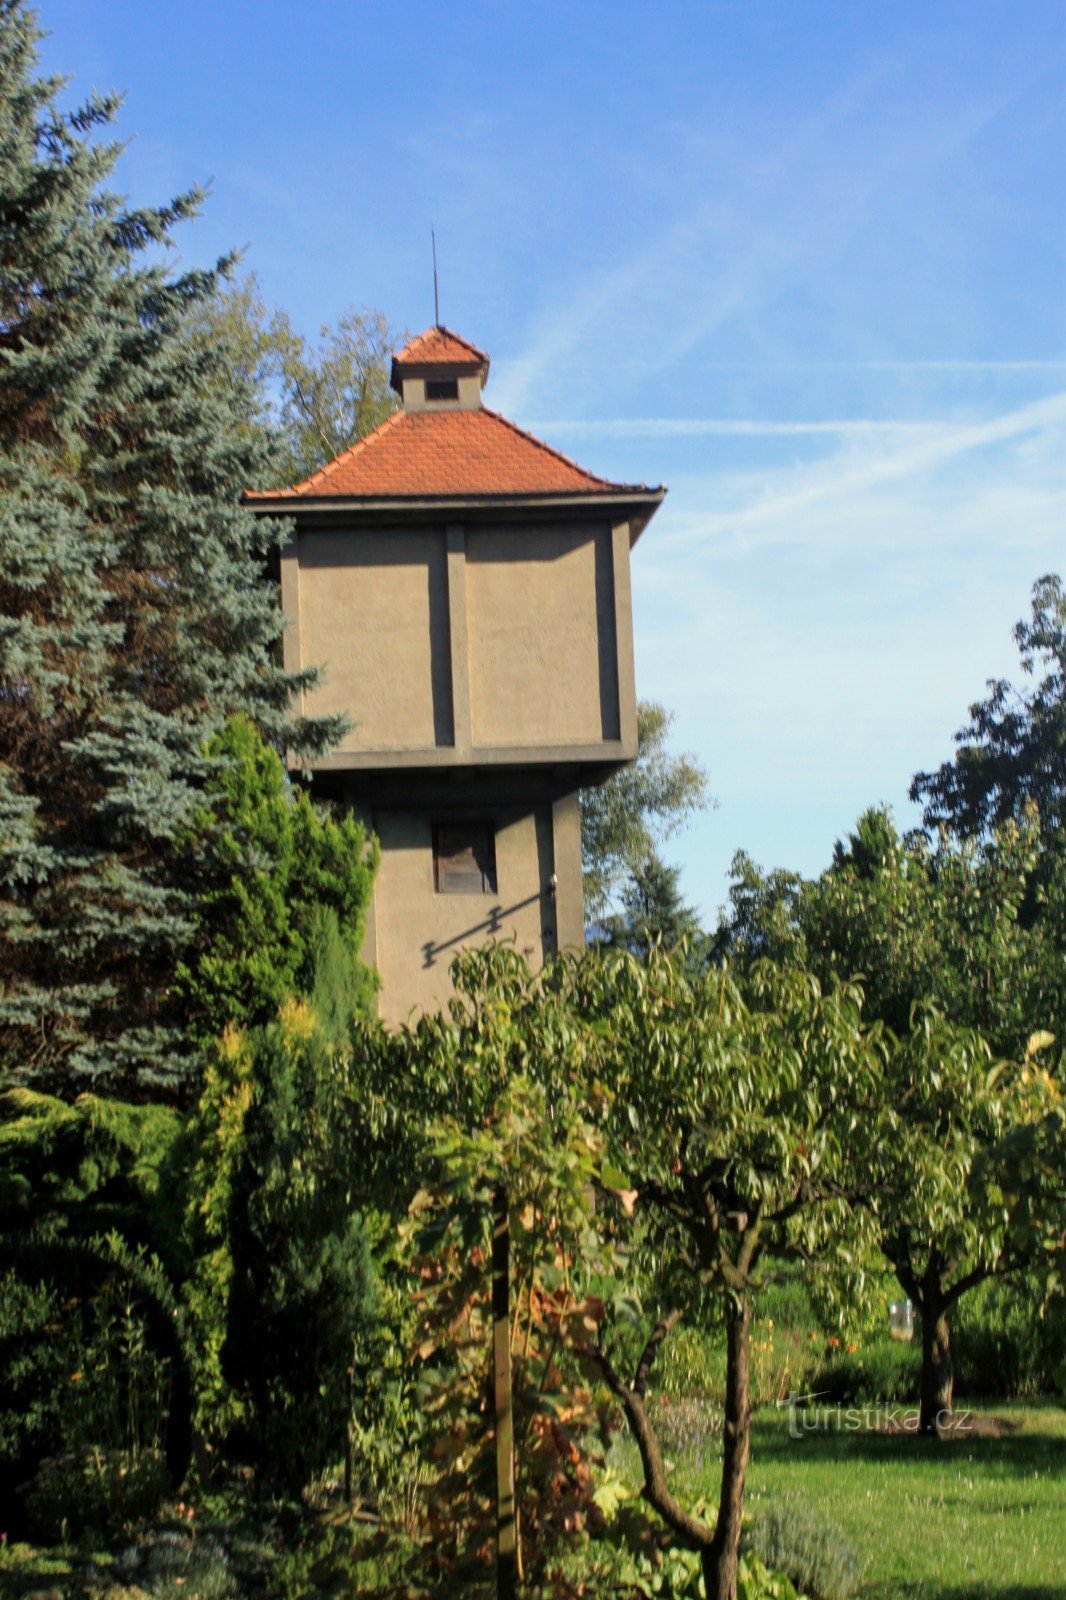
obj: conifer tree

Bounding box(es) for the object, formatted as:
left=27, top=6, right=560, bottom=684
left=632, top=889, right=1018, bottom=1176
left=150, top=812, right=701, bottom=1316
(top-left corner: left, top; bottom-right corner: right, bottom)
left=175, top=717, right=377, bottom=1048
left=601, top=850, right=707, bottom=967
left=0, top=3, right=336, bottom=1094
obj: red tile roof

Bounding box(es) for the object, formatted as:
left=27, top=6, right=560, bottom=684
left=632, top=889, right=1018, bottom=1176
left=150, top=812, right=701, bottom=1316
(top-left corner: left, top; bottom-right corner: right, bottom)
left=392, top=325, right=489, bottom=368
left=246, top=405, right=651, bottom=500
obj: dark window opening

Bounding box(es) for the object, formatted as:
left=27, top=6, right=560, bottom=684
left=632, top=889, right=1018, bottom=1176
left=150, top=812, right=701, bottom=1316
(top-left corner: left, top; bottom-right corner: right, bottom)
left=434, top=823, right=497, bottom=894
left=425, top=377, right=459, bottom=402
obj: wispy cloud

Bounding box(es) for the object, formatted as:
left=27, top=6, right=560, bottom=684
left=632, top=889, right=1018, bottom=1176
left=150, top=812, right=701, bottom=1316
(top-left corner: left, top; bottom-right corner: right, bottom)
left=696, top=359, right=1066, bottom=373
left=661, top=390, right=1066, bottom=547
left=531, top=417, right=945, bottom=438
left=492, top=56, right=1047, bottom=420
left=623, top=373, right=1066, bottom=918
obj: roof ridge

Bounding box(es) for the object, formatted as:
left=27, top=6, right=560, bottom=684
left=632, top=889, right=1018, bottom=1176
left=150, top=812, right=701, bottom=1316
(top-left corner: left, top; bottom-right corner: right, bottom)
left=480, top=405, right=618, bottom=489
left=285, top=409, right=406, bottom=494
left=429, top=324, right=487, bottom=360
left=394, top=325, right=489, bottom=364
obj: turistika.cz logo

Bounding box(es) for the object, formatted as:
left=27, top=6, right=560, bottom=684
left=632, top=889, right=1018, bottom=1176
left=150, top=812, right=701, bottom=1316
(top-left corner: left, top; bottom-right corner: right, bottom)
left=781, top=1391, right=973, bottom=1439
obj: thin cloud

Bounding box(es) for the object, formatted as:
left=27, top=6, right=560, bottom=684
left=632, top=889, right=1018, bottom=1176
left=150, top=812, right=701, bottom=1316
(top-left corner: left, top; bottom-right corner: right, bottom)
left=695, top=359, right=1066, bottom=372
left=493, top=64, right=1045, bottom=419
left=532, top=417, right=944, bottom=438
left=662, top=390, right=1066, bottom=546
left=630, top=404, right=1064, bottom=917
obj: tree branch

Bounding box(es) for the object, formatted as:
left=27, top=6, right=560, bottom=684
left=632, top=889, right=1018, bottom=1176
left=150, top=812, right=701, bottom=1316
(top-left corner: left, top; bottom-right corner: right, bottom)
left=634, top=1307, right=681, bottom=1398
left=587, top=1317, right=713, bottom=1552
left=883, top=1235, right=922, bottom=1306
left=944, top=1258, right=1003, bottom=1306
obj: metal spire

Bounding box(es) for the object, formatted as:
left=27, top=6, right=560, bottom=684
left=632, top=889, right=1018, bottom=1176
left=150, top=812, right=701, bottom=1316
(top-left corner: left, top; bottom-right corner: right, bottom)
left=432, top=227, right=440, bottom=327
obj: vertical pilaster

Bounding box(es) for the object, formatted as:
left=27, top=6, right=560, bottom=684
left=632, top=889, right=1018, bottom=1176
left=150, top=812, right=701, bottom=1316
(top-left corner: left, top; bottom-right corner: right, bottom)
left=446, top=524, right=473, bottom=755
left=279, top=533, right=303, bottom=699
left=611, top=521, right=637, bottom=755
left=552, top=791, right=585, bottom=950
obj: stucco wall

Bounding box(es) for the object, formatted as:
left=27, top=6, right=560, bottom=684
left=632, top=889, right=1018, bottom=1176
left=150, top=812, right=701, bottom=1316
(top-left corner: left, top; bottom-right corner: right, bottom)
left=298, top=527, right=452, bottom=751
left=289, top=518, right=633, bottom=767
left=369, top=803, right=578, bottom=1023
left=465, top=523, right=619, bottom=749
left=401, top=374, right=483, bottom=411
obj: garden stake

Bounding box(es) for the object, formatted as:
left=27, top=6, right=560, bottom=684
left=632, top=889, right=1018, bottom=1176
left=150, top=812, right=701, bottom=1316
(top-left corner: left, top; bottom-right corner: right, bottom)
left=493, top=1183, right=516, bottom=1600
left=344, top=1365, right=354, bottom=1506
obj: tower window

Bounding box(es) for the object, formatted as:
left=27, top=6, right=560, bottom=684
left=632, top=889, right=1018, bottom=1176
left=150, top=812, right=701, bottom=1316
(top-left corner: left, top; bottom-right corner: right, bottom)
left=434, top=823, right=497, bottom=894
left=425, top=377, right=459, bottom=402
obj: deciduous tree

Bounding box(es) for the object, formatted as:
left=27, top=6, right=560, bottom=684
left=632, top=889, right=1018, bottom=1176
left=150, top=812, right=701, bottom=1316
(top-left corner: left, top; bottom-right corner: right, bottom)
left=718, top=805, right=1064, bottom=1069
left=568, top=951, right=879, bottom=1600
left=911, top=573, right=1066, bottom=839
left=581, top=701, right=711, bottom=926
left=715, top=811, right=1064, bottom=1431
left=192, top=270, right=404, bottom=488
left=868, top=1016, right=1058, bottom=1433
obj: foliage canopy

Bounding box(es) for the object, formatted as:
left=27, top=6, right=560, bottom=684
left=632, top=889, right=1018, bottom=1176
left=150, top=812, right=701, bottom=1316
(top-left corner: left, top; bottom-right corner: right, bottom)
left=191, top=270, right=405, bottom=489
left=911, top=573, right=1066, bottom=839
left=581, top=700, right=711, bottom=924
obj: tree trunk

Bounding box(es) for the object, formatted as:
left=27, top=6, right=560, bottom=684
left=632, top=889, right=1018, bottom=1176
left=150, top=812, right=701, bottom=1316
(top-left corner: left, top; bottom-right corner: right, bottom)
left=918, top=1279, right=953, bottom=1437
left=702, top=1292, right=752, bottom=1600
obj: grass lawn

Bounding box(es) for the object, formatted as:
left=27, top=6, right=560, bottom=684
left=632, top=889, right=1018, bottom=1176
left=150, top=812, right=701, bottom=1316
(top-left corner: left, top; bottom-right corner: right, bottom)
left=612, top=1399, right=1066, bottom=1599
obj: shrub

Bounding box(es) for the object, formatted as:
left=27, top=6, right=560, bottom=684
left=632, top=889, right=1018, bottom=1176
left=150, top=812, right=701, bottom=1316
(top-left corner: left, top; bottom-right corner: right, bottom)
left=175, top=716, right=378, bottom=1048
left=738, top=1551, right=814, bottom=1600
left=0, top=1256, right=179, bottom=1534
left=224, top=1006, right=376, bottom=1493
left=0, top=1272, right=75, bottom=1511
left=953, top=1275, right=1066, bottom=1398
left=182, top=1000, right=377, bottom=1492
left=403, top=1068, right=614, bottom=1592
left=809, top=1338, right=919, bottom=1405
left=22, top=1447, right=169, bottom=1542
left=657, top=1323, right=727, bottom=1400
left=114, top=1530, right=238, bottom=1600
left=650, top=1395, right=724, bottom=1464
left=0, top=1087, right=190, bottom=1514
left=553, top=1542, right=811, bottom=1599
left=745, top=1496, right=861, bottom=1600
left=754, top=1271, right=822, bottom=1336
left=751, top=1324, right=822, bottom=1409
left=651, top=1271, right=822, bottom=1407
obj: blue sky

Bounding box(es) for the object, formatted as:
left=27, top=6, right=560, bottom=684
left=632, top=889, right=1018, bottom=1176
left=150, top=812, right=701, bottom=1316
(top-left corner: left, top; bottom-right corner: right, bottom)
left=37, top=0, right=1066, bottom=919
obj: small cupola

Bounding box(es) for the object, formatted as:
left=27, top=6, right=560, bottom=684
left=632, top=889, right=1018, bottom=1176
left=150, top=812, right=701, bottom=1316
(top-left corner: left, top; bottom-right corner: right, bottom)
left=390, top=325, right=490, bottom=412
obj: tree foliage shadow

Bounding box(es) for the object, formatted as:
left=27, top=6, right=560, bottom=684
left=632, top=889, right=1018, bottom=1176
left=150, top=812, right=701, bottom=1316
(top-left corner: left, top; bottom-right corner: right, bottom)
left=902, top=1589, right=1063, bottom=1600
left=749, top=1410, right=1066, bottom=1481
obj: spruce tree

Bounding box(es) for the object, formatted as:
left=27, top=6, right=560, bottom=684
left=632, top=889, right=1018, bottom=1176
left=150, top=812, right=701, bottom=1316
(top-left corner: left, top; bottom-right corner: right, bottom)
left=0, top=3, right=337, bottom=1094
left=602, top=850, right=707, bottom=967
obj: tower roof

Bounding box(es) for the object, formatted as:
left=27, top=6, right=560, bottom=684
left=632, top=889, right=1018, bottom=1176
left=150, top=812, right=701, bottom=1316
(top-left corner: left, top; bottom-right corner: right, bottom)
left=246, top=325, right=664, bottom=519
left=246, top=406, right=654, bottom=498
left=390, top=325, right=489, bottom=392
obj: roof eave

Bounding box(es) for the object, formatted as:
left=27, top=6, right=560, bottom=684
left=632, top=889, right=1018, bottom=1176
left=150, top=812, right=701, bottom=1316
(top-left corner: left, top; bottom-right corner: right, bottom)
left=388, top=357, right=488, bottom=394
left=243, top=485, right=666, bottom=538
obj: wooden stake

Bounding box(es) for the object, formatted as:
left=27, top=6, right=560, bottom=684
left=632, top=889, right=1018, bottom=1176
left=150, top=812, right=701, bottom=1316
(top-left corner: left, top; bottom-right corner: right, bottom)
left=344, top=1364, right=353, bottom=1506
left=492, top=1184, right=516, bottom=1600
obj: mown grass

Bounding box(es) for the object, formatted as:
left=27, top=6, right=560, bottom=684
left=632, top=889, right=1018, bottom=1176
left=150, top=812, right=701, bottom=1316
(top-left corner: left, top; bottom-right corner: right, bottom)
left=610, top=1401, right=1066, bottom=1598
